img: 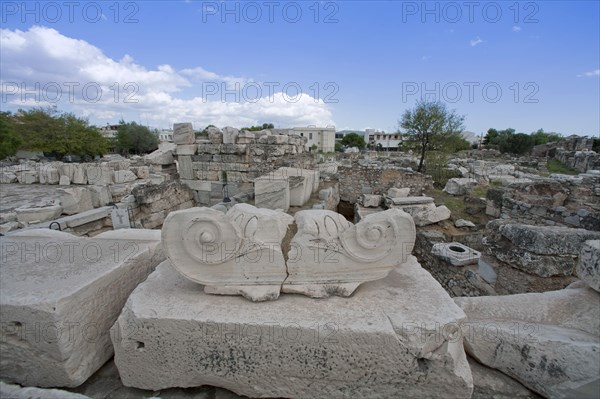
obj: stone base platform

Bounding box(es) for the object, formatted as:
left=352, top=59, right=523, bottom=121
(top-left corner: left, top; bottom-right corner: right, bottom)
left=0, top=229, right=164, bottom=388
left=112, top=256, right=473, bottom=398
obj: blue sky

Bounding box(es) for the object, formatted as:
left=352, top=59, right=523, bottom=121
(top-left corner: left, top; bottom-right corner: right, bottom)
left=1, top=1, right=599, bottom=137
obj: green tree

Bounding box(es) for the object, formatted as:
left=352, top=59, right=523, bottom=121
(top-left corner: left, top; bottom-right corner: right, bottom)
left=340, top=132, right=366, bottom=148
left=12, top=107, right=108, bottom=157
left=399, top=101, right=465, bottom=172
left=593, top=138, right=600, bottom=152
left=0, top=111, right=21, bottom=159
left=115, top=121, right=159, bottom=155
left=531, top=129, right=563, bottom=145
left=241, top=123, right=274, bottom=131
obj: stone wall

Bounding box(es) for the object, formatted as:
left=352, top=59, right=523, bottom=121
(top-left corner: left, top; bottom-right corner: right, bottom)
left=179, top=143, right=316, bottom=206
left=555, top=149, right=600, bottom=172
left=132, top=180, right=195, bottom=229
left=338, top=160, right=433, bottom=203
left=486, top=177, right=600, bottom=231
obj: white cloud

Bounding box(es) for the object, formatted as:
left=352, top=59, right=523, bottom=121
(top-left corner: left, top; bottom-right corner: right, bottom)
left=0, top=26, right=334, bottom=129
left=576, top=69, right=600, bottom=78
left=469, top=36, right=483, bottom=47
left=512, top=26, right=521, bottom=32
left=421, top=55, right=431, bottom=61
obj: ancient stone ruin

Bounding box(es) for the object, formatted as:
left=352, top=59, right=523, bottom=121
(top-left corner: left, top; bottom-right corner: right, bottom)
left=1, top=123, right=599, bottom=399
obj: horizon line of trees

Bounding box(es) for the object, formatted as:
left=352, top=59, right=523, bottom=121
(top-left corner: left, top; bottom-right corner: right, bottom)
left=0, top=108, right=160, bottom=160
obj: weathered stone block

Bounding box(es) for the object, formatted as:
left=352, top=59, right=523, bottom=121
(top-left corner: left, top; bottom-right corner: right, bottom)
left=0, top=229, right=164, bottom=388
left=112, top=256, right=472, bottom=398
left=177, top=156, right=194, bottom=180
left=577, top=240, right=600, bottom=292
left=112, top=170, right=137, bottom=184
left=455, top=287, right=600, bottom=399
left=444, top=178, right=478, bottom=196
left=173, top=123, right=195, bottom=145
left=254, top=177, right=289, bottom=211
left=58, top=187, right=94, bottom=215
left=176, top=144, right=198, bottom=155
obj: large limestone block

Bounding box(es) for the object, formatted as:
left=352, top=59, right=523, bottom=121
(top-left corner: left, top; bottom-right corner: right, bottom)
left=0, top=229, right=164, bottom=388
left=455, top=287, right=600, bottom=399
left=88, top=185, right=111, bottom=208
left=222, top=126, right=239, bottom=144
left=208, top=127, right=223, bottom=144
left=283, top=209, right=415, bottom=298
left=468, top=357, right=540, bottom=399
left=176, top=144, right=198, bottom=155
left=58, top=187, right=94, bottom=215
left=39, top=165, right=60, bottom=184
left=144, top=143, right=176, bottom=165
left=72, top=164, right=87, bottom=185
left=86, top=164, right=112, bottom=185
left=15, top=203, right=62, bottom=223
left=112, top=170, right=137, bottom=184
left=162, top=204, right=293, bottom=301
left=0, top=382, right=91, bottom=399
left=577, top=240, right=600, bottom=292
left=0, top=172, right=18, bottom=183
left=112, top=256, right=473, bottom=398
left=485, top=221, right=600, bottom=277
left=254, top=177, right=290, bottom=211
left=173, top=123, right=195, bottom=145
left=177, top=155, right=194, bottom=180
left=16, top=170, right=38, bottom=184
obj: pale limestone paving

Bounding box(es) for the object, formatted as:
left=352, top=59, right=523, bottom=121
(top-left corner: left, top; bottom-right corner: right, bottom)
left=455, top=286, right=600, bottom=399
left=0, top=229, right=165, bottom=388
left=111, top=256, right=473, bottom=398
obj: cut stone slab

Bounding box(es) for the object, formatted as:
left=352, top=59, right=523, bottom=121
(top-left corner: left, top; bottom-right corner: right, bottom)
left=0, top=171, right=18, bottom=184
left=577, top=240, right=600, bottom=292
left=145, top=144, right=176, bottom=165
left=112, top=256, right=473, bottom=398
left=58, top=187, right=94, bottom=215
left=386, top=196, right=434, bottom=206
left=254, top=177, right=290, bottom=212
left=222, top=127, right=239, bottom=145
left=59, top=175, right=71, bottom=185
left=387, top=187, right=410, bottom=198
left=15, top=203, right=63, bottom=224
left=455, top=219, right=476, bottom=228
left=86, top=165, right=112, bottom=185
left=176, top=144, right=198, bottom=155
left=0, top=229, right=164, bottom=388
left=112, top=170, right=137, bottom=184
left=455, top=287, right=600, bottom=399
left=173, top=123, right=195, bottom=145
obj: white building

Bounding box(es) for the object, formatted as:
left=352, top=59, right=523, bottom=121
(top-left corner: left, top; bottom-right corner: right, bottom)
left=366, top=129, right=402, bottom=150
left=292, top=126, right=336, bottom=152
left=158, top=129, right=174, bottom=142
left=97, top=124, right=121, bottom=139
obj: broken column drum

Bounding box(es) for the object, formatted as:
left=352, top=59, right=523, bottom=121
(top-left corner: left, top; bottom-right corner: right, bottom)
left=162, top=204, right=416, bottom=301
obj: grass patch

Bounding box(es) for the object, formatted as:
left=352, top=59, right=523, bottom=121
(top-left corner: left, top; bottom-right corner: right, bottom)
left=546, top=158, right=578, bottom=175
left=428, top=188, right=469, bottom=220
left=469, top=185, right=488, bottom=198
